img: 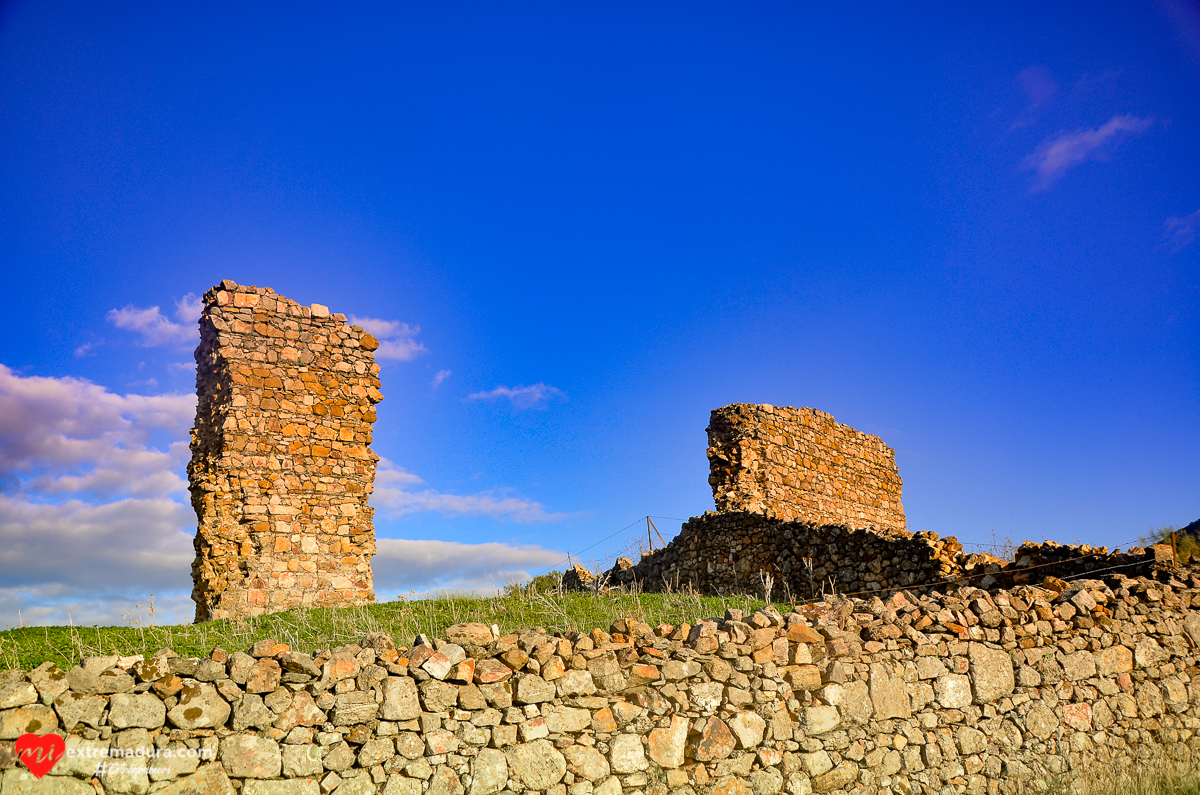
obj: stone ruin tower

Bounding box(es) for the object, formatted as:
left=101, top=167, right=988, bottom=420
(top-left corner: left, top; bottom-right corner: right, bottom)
left=188, top=280, right=383, bottom=621
left=706, top=403, right=906, bottom=532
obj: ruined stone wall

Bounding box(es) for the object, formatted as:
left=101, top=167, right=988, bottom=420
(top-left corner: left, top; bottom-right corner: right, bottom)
left=707, top=404, right=905, bottom=533
left=606, top=511, right=1169, bottom=600
left=189, top=280, right=383, bottom=621
left=608, top=513, right=960, bottom=599
left=606, top=404, right=1157, bottom=600
left=6, top=567, right=1200, bottom=795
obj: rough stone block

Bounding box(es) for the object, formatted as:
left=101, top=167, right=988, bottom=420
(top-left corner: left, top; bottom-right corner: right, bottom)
left=934, top=674, right=972, bottom=709
left=968, top=644, right=1014, bottom=704
left=868, top=663, right=910, bottom=719
left=505, top=740, right=566, bottom=791
left=219, top=734, right=282, bottom=779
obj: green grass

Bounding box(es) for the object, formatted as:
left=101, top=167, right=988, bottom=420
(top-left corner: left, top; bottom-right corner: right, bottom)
left=0, top=587, right=788, bottom=671
left=1033, top=764, right=1200, bottom=795
left=7, top=588, right=1200, bottom=794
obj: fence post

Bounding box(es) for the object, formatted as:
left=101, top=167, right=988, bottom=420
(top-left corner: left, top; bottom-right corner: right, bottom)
left=648, top=517, right=667, bottom=548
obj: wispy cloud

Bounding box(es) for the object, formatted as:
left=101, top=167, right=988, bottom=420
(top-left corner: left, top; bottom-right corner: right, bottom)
left=0, top=365, right=194, bottom=498
left=1017, top=65, right=1058, bottom=107
left=0, top=366, right=575, bottom=624
left=1163, top=209, right=1200, bottom=253
left=175, top=293, right=203, bottom=323
left=348, top=316, right=429, bottom=361
left=373, top=538, right=563, bottom=595
left=1156, top=0, right=1200, bottom=77
left=106, top=293, right=203, bottom=347
left=1021, top=114, right=1154, bottom=191
left=467, top=383, right=566, bottom=410
left=0, top=365, right=197, bottom=625
left=372, top=459, right=569, bottom=522
left=431, top=370, right=452, bottom=389
left=1009, top=65, right=1059, bottom=131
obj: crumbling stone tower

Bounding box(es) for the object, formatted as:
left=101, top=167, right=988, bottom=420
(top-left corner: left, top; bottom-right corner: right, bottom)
left=188, top=280, right=383, bottom=621
left=706, top=403, right=906, bottom=532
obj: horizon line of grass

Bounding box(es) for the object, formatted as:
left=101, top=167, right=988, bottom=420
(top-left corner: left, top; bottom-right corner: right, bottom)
left=0, top=585, right=792, bottom=671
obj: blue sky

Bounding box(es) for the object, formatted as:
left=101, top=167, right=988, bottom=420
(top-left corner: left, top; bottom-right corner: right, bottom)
left=0, top=1, right=1197, bottom=625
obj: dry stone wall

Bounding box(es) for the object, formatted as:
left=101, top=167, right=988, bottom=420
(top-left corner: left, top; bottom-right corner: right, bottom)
left=189, top=280, right=383, bottom=622
left=6, top=567, right=1200, bottom=795
left=707, top=405, right=905, bottom=533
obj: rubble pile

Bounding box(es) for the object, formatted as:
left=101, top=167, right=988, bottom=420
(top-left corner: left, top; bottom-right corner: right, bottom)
left=605, top=513, right=1167, bottom=599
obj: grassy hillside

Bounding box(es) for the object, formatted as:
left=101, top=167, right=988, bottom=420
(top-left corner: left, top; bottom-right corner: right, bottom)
left=0, top=587, right=783, bottom=671
left=6, top=585, right=1200, bottom=794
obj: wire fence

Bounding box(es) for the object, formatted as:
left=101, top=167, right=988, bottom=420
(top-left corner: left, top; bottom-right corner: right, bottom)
left=529, top=516, right=689, bottom=580
left=778, top=534, right=1157, bottom=605
left=528, top=514, right=1167, bottom=601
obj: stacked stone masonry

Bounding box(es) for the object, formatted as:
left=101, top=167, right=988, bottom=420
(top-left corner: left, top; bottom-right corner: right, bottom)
left=707, top=405, right=905, bottom=533
left=189, top=280, right=383, bottom=622
left=7, top=566, right=1200, bottom=794
left=605, top=512, right=1169, bottom=600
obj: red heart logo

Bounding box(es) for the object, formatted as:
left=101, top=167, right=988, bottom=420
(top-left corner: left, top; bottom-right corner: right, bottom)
left=15, top=733, right=65, bottom=779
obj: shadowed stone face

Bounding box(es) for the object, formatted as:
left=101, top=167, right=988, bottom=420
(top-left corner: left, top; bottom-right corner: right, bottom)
left=706, top=403, right=905, bottom=531
left=188, top=280, right=382, bottom=621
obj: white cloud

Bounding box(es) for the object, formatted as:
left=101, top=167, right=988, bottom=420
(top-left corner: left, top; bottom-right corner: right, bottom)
left=1022, top=114, right=1153, bottom=191
left=0, top=366, right=572, bottom=624
left=1163, top=209, right=1200, bottom=252
left=349, top=317, right=411, bottom=338
left=107, top=293, right=200, bottom=347
left=372, top=459, right=569, bottom=522
left=348, top=315, right=429, bottom=361
left=373, top=538, right=563, bottom=595
left=431, top=370, right=452, bottom=389
left=467, top=383, right=566, bottom=409
left=0, top=496, right=193, bottom=594
left=377, top=338, right=429, bottom=361
left=0, top=366, right=197, bottom=625
left=0, top=586, right=195, bottom=629
left=0, top=365, right=194, bottom=498
left=174, top=293, right=203, bottom=324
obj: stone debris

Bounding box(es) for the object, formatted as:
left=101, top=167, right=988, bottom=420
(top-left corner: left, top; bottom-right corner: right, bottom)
left=188, top=280, right=382, bottom=621
left=604, top=509, right=1170, bottom=601
left=4, top=573, right=1200, bottom=793
left=561, top=565, right=597, bottom=592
